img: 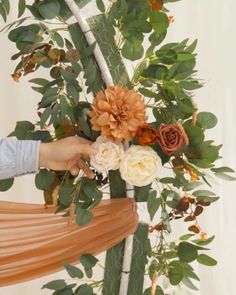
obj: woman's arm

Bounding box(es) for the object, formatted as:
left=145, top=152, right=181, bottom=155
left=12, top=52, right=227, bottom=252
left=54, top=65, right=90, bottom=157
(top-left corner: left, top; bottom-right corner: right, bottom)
left=0, top=136, right=96, bottom=180
left=0, top=137, right=40, bottom=180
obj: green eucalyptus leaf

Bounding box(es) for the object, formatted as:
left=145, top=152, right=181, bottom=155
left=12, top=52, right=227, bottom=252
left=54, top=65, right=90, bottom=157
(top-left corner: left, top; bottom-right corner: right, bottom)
left=184, top=124, right=204, bottom=146
left=30, top=78, right=49, bottom=86
left=96, top=0, right=105, bottom=12
left=134, top=184, right=151, bottom=202
left=211, top=166, right=235, bottom=173
left=177, top=242, right=198, bottom=263
left=82, top=181, right=102, bottom=201
left=214, top=172, right=236, bottom=181
left=2, top=0, right=10, bottom=14
left=0, top=177, right=14, bottom=191
left=149, top=11, right=169, bottom=34
left=63, top=263, right=84, bottom=279
left=168, top=261, right=184, bottom=285
left=197, top=112, right=218, bottom=129
left=192, top=190, right=216, bottom=197
left=0, top=3, right=7, bottom=22
left=179, top=234, right=195, bottom=241
left=76, top=208, right=93, bottom=226
left=80, top=254, right=98, bottom=269
left=192, top=235, right=215, bottom=246
left=38, top=0, right=60, bottom=19
left=182, top=277, right=199, bottom=291
left=179, top=80, right=202, bottom=90
left=42, top=280, right=67, bottom=290
left=58, top=184, right=75, bottom=206
left=75, top=284, right=95, bottom=295
left=52, top=31, right=64, bottom=47
left=142, top=64, right=168, bottom=79
left=147, top=191, right=160, bottom=220
left=18, top=0, right=26, bottom=17
left=197, top=254, right=217, bottom=266
left=122, top=40, right=144, bottom=61
left=80, top=253, right=98, bottom=278
left=35, top=169, right=55, bottom=191
left=53, top=288, right=74, bottom=295
left=143, top=286, right=164, bottom=295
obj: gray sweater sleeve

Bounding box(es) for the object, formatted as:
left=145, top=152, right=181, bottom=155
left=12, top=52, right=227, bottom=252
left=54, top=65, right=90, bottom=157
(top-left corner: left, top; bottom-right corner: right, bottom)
left=0, top=137, right=41, bottom=180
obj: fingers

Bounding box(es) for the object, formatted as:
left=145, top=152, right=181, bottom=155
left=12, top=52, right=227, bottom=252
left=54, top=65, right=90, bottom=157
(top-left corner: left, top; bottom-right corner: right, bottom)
left=70, top=165, right=80, bottom=176
left=70, top=159, right=95, bottom=179
left=78, top=159, right=95, bottom=179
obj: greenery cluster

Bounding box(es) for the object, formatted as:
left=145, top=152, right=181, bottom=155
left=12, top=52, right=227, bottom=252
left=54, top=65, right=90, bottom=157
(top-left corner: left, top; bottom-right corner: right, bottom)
left=1, top=0, right=235, bottom=294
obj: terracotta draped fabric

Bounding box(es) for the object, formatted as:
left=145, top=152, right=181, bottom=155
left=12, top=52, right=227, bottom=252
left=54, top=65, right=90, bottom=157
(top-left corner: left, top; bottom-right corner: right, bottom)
left=0, top=198, right=138, bottom=287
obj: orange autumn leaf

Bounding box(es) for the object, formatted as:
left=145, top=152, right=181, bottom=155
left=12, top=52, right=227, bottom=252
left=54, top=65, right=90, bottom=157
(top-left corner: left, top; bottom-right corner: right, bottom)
left=188, top=224, right=200, bottom=234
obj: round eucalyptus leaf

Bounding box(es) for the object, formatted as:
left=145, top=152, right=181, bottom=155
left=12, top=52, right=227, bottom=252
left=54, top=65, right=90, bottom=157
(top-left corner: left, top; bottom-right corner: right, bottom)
left=143, top=286, right=164, bottom=295
left=35, top=169, right=55, bottom=191
left=76, top=208, right=93, bottom=226
left=38, top=0, right=61, bottom=19
left=197, top=112, right=218, bottom=129
left=197, top=254, right=217, bottom=266
left=122, top=40, right=144, bottom=61
left=177, top=242, right=198, bottom=263
left=168, top=261, right=184, bottom=285
left=0, top=178, right=14, bottom=191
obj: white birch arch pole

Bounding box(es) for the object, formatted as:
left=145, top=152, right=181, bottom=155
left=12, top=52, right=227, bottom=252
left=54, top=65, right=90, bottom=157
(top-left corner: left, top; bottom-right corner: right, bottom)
left=64, top=0, right=113, bottom=86
left=64, top=1, right=135, bottom=294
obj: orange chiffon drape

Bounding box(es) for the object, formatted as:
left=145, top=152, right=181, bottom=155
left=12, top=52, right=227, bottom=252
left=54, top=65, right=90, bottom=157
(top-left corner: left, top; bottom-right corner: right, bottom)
left=0, top=198, right=138, bottom=287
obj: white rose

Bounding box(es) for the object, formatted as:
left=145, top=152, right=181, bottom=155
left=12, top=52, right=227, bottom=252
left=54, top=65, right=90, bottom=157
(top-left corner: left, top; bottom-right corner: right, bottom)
left=120, top=145, right=161, bottom=187
left=90, top=136, right=124, bottom=172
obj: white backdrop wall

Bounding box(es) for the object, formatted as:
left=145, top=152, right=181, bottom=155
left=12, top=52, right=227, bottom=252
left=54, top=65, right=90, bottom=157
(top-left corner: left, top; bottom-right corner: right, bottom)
left=0, top=0, right=236, bottom=294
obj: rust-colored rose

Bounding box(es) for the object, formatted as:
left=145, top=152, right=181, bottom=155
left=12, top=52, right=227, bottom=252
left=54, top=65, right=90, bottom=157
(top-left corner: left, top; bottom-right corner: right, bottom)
left=89, top=86, right=146, bottom=142
left=135, top=124, right=158, bottom=145
left=157, top=123, right=189, bottom=156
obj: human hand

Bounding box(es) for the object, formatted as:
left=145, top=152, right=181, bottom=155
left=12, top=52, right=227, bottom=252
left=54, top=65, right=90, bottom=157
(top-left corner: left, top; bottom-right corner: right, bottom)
left=39, top=136, right=97, bottom=178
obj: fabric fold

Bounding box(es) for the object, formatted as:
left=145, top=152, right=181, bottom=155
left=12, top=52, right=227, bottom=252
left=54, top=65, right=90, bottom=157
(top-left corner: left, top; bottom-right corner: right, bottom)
left=0, top=198, right=138, bottom=287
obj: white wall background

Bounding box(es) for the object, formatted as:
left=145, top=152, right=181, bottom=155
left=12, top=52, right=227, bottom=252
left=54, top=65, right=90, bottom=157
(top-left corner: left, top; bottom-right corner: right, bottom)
left=0, top=0, right=236, bottom=294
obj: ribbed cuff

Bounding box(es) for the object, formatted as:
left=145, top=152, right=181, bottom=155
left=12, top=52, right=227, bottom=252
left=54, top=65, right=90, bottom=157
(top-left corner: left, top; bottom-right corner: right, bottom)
left=15, top=140, right=41, bottom=176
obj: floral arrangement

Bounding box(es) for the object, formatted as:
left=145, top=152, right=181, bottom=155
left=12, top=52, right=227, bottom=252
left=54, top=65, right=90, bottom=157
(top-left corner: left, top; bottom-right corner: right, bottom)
left=1, top=0, right=235, bottom=294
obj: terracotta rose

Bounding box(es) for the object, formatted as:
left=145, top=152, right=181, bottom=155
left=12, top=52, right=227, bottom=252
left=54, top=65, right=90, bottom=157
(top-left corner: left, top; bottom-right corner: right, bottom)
left=157, top=123, right=189, bottom=156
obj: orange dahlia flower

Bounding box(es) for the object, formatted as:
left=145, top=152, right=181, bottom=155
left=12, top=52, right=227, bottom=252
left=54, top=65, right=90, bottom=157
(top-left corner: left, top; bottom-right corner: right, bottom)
left=136, top=124, right=158, bottom=145
left=90, top=86, right=146, bottom=142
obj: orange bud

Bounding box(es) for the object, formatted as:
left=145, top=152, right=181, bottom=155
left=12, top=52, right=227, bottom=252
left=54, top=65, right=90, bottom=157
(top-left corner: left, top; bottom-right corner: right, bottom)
left=200, top=231, right=207, bottom=240
left=168, top=15, right=175, bottom=23
left=149, top=0, right=163, bottom=11
left=136, top=124, right=158, bottom=145
left=11, top=71, right=21, bottom=82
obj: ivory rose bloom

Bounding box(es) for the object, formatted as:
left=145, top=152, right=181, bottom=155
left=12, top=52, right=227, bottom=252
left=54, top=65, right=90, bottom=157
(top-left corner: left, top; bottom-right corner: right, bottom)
left=120, top=145, right=161, bottom=187
left=90, top=136, right=124, bottom=172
